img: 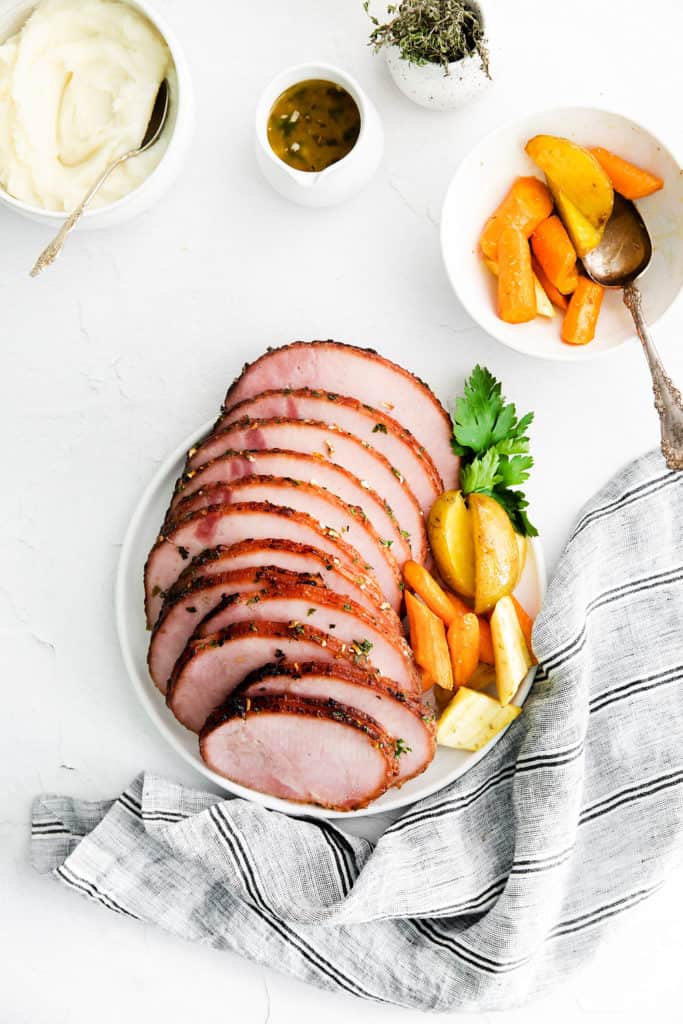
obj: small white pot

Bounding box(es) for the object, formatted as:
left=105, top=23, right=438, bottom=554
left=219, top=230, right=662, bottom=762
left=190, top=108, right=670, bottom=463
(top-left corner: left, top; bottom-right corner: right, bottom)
left=255, top=62, right=384, bottom=208
left=383, top=1, right=491, bottom=111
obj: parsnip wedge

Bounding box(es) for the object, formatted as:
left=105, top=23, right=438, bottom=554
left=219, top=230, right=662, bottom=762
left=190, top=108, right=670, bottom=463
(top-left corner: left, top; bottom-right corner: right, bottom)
left=437, top=686, right=521, bottom=751
left=490, top=595, right=533, bottom=705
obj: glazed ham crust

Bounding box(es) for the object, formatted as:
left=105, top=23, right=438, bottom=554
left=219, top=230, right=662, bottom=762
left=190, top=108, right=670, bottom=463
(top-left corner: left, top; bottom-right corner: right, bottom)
left=216, top=388, right=443, bottom=513
left=241, top=660, right=436, bottom=785
left=223, top=341, right=458, bottom=490
left=164, top=475, right=403, bottom=612
left=197, top=582, right=421, bottom=695
left=184, top=418, right=427, bottom=564
left=167, top=620, right=379, bottom=733
left=144, top=501, right=369, bottom=627
left=200, top=692, right=399, bottom=811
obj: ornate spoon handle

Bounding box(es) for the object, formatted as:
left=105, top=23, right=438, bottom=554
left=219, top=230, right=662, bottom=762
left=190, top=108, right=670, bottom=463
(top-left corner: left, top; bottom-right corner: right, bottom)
left=623, top=283, right=683, bottom=470
left=30, top=153, right=128, bottom=277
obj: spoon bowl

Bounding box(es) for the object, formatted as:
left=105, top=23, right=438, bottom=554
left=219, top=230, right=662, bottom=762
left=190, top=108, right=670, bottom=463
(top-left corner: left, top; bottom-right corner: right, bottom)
left=582, top=194, right=652, bottom=288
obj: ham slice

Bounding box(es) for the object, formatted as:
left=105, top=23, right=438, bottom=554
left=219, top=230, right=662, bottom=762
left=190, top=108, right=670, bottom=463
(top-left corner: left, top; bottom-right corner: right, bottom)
left=242, top=661, right=436, bottom=785
left=197, top=583, right=421, bottom=695
left=168, top=448, right=410, bottom=561
left=144, top=502, right=369, bottom=627
left=165, top=476, right=403, bottom=611
left=223, top=341, right=458, bottom=490
left=148, top=566, right=323, bottom=693
left=200, top=693, right=399, bottom=810
left=218, top=389, right=443, bottom=514
left=185, top=418, right=426, bottom=563
left=168, top=540, right=392, bottom=623
left=167, top=620, right=379, bottom=733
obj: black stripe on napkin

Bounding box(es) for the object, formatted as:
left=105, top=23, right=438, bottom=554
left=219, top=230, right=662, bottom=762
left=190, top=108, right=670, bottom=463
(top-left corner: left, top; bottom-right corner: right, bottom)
left=579, top=769, right=683, bottom=826
left=209, top=805, right=375, bottom=1000
left=56, top=864, right=139, bottom=920
left=570, top=470, right=677, bottom=541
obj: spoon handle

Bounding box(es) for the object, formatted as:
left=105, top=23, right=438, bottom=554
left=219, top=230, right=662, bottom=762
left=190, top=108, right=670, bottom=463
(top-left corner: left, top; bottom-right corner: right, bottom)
left=623, top=283, right=683, bottom=470
left=30, top=154, right=128, bottom=278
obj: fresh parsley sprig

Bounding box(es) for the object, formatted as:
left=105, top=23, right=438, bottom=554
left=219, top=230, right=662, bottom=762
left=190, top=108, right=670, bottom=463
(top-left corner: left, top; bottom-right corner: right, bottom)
left=452, top=366, right=538, bottom=537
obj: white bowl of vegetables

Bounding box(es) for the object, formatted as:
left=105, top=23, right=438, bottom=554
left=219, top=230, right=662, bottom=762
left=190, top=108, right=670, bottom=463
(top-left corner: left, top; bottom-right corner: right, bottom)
left=441, top=107, right=683, bottom=361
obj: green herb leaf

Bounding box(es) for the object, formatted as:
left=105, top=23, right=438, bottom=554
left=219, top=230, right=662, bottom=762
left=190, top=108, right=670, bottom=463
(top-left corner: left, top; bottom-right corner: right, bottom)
left=453, top=366, right=537, bottom=537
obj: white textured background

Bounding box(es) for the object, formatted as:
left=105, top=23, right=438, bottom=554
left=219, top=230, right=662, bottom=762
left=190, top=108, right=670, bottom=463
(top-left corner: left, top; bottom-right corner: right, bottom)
left=2, top=0, right=682, bottom=1020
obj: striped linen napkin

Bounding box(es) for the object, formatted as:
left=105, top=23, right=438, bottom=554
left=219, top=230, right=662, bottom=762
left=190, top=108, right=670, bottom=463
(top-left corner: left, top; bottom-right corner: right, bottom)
left=31, top=450, right=683, bottom=1011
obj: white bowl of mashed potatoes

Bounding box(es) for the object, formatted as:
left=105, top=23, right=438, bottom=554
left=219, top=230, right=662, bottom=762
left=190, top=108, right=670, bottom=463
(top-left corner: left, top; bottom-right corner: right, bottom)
left=0, top=0, right=193, bottom=228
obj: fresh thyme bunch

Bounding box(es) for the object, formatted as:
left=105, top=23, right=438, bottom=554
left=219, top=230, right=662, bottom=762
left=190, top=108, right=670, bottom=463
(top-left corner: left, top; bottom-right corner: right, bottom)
left=364, top=0, right=490, bottom=77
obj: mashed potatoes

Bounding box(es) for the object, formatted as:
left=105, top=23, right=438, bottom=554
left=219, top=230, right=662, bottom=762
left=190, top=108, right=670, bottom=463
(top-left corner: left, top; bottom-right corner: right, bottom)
left=0, top=0, right=175, bottom=210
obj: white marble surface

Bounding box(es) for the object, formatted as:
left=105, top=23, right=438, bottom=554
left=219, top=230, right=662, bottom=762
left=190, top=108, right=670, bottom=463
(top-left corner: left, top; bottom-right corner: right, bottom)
left=2, top=0, right=683, bottom=1019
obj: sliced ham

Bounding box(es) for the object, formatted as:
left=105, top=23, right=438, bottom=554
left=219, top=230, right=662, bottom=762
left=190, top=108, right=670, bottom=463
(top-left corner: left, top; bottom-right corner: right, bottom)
left=185, top=418, right=426, bottom=563
left=148, top=566, right=322, bottom=693
left=168, top=540, right=393, bottom=623
left=168, top=448, right=410, bottom=561
left=197, top=583, right=421, bottom=695
left=165, top=476, right=403, bottom=611
left=167, top=620, right=379, bottom=733
left=144, top=502, right=369, bottom=627
left=242, top=661, right=436, bottom=785
left=199, top=693, right=398, bottom=810
left=223, top=341, right=458, bottom=490
left=218, top=389, right=442, bottom=514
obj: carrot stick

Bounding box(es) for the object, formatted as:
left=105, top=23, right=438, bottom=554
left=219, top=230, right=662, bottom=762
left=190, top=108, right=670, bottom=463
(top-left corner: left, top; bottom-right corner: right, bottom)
left=497, top=226, right=537, bottom=324
left=405, top=590, right=454, bottom=692
left=531, top=216, right=578, bottom=294
left=561, top=277, right=604, bottom=346
left=532, top=257, right=568, bottom=309
left=478, top=616, right=495, bottom=664
left=590, top=147, right=663, bottom=200
left=511, top=595, right=536, bottom=660
left=447, top=613, right=480, bottom=687
left=480, top=176, right=553, bottom=261
left=403, top=561, right=460, bottom=625
left=449, top=591, right=474, bottom=620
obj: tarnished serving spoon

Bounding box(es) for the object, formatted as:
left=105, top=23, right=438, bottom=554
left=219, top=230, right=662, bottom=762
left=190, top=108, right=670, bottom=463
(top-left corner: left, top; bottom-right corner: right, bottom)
left=30, top=79, right=170, bottom=278
left=582, top=193, right=683, bottom=470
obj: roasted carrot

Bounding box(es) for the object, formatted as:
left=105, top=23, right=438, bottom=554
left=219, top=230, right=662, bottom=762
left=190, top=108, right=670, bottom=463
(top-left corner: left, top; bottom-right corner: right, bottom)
left=447, top=613, right=480, bottom=687
left=449, top=591, right=474, bottom=620
left=532, top=257, right=568, bottom=310
left=530, top=215, right=578, bottom=294
left=480, top=176, right=553, bottom=261
left=403, top=561, right=460, bottom=625
left=511, top=595, right=536, bottom=660
left=478, top=616, right=495, bottom=664
left=590, top=147, right=663, bottom=200
left=405, top=590, right=454, bottom=692
left=497, top=226, right=537, bottom=324
left=561, top=277, right=604, bottom=345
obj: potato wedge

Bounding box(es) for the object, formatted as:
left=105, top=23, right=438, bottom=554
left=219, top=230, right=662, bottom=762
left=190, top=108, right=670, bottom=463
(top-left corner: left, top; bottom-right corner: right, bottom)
left=466, top=662, right=497, bottom=693
left=525, top=135, right=614, bottom=232
left=548, top=184, right=603, bottom=258
left=427, top=490, right=475, bottom=599
left=469, top=493, right=520, bottom=614
left=490, top=596, right=533, bottom=705
left=515, top=533, right=528, bottom=586
left=437, top=686, right=521, bottom=751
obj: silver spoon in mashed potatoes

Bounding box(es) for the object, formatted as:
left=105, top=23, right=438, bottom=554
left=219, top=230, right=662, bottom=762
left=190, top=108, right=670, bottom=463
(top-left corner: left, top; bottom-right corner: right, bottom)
left=0, top=0, right=174, bottom=270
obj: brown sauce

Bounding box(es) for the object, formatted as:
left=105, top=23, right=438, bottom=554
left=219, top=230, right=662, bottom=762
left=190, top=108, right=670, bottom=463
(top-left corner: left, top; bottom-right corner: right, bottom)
left=267, top=79, right=361, bottom=173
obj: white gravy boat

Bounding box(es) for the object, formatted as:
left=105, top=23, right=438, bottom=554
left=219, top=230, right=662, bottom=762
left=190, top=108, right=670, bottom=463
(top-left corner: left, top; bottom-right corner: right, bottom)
left=255, top=62, right=383, bottom=207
